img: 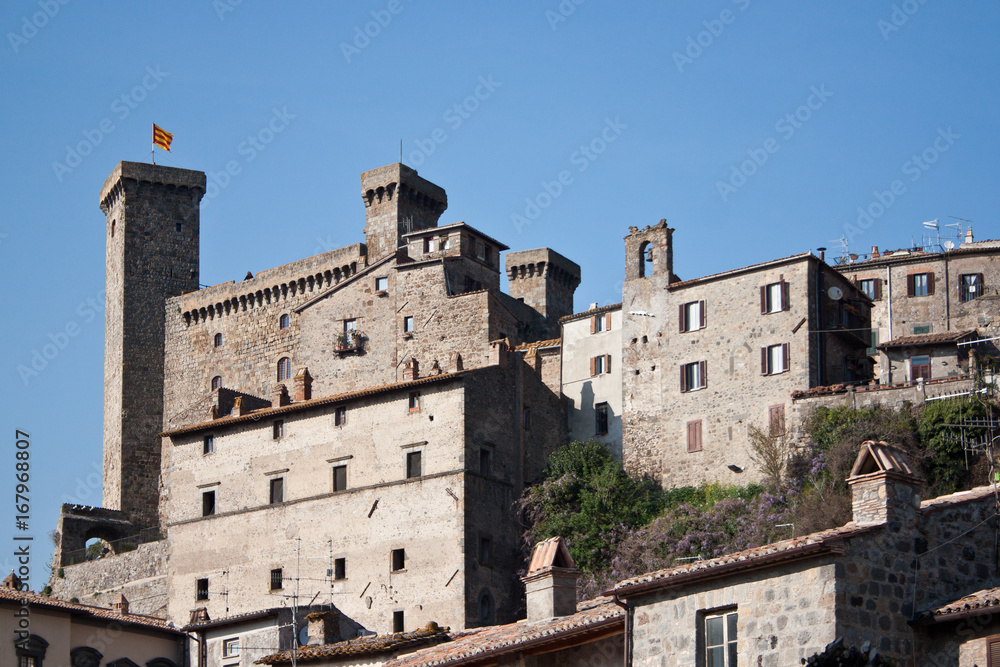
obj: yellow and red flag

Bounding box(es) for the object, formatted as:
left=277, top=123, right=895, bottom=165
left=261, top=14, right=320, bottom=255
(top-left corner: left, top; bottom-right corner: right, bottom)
left=152, top=124, right=173, bottom=152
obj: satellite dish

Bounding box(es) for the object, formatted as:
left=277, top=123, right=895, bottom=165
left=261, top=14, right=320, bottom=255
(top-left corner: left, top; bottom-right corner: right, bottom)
left=944, top=240, right=955, bottom=250
left=827, top=286, right=843, bottom=301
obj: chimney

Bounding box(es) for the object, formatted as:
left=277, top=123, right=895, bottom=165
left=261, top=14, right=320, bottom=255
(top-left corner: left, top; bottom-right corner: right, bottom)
left=403, top=357, right=419, bottom=381
left=294, top=368, right=313, bottom=402
left=231, top=396, right=245, bottom=416
left=449, top=351, right=463, bottom=372
left=847, top=441, right=921, bottom=528
left=521, top=537, right=579, bottom=621
left=272, top=384, right=290, bottom=408
left=2, top=571, right=24, bottom=591
left=966, top=228, right=975, bottom=244
left=111, top=593, right=130, bottom=615
left=489, top=339, right=509, bottom=367
left=428, top=360, right=442, bottom=376
left=817, top=247, right=826, bottom=262
left=189, top=607, right=210, bottom=625
left=872, top=245, right=880, bottom=258
left=307, top=608, right=342, bottom=645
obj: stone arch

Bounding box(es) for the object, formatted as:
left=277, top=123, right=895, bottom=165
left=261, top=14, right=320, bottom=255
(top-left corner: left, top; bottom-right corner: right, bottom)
left=638, top=241, right=652, bottom=278
left=71, top=646, right=103, bottom=667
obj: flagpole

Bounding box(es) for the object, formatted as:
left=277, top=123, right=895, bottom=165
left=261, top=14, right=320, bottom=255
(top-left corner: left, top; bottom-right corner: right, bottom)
left=152, top=124, right=156, bottom=165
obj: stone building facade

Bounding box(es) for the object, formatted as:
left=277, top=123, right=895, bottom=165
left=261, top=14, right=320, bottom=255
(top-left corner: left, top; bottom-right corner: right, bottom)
left=620, top=221, right=873, bottom=486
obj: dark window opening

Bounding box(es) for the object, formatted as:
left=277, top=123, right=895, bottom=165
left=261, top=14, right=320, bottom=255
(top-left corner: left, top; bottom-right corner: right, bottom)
left=393, top=610, right=405, bottom=633
left=639, top=240, right=652, bottom=278
left=334, top=406, right=347, bottom=426
left=270, top=477, right=284, bottom=504
left=273, top=420, right=285, bottom=439
left=408, top=392, right=421, bottom=412
left=479, top=536, right=492, bottom=566
left=333, top=465, right=347, bottom=492
left=203, top=435, right=214, bottom=455
left=214, top=333, right=223, bottom=347
left=279, top=314, right=290, bottom=329
left=202, top=491, right=216, bottom=517
left=522, top=407, right=531, bottom=430
left=406, top=451, right=422, bottom=478
left=196, top=578, right=209, bottom=600
left=270, top=568, right=283, bottom=590
left=595, top=403, right=609, bottom=436
left=211, top=376, right=222, bottom=390
left=479, top=591, right=495, bottom=625
left=479, top=448, right=492, bottom=476
left=334, top=557, right=346, bottom=580
left=391, top=548, right=405, bottom=571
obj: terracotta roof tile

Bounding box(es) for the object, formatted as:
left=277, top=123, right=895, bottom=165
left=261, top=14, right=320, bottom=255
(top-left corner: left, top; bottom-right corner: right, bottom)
left=920, top=483, right=1000, bottom=512
left=0, top=586, right=182, bottom=634
left=877, top=329, right=978, bottom=349
left=921, top=586, right=1000, bottom=622
left=849, top=441, right=916, bottom=478
left=382, top=599, right=623, bottom=667
left=527, top=536, right=576, bottom=573
left=560, top=303, right=622, bottom=324
left=513, top=339, right=561, bottom=354
left=256, top=623, right=451, bottom=665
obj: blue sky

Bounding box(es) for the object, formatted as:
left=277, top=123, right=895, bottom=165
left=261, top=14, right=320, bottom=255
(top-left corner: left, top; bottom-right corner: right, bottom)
left=1, top=1, right=998, bottom=576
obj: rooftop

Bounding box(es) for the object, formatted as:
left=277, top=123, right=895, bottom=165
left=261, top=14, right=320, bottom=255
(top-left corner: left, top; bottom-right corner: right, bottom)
left=513, top=338, right=561, bottom=354
left=0, top=586, right=183, bottom=635
left=877, top=329, right=978, bottom=350
left=560, top=302, right=622, bottom=324
left=257, top=623, right=451, bottom=665
left=918, top=586, right=1000, bottom=624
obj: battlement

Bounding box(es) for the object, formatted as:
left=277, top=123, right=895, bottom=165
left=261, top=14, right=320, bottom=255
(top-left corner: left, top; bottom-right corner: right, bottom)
left=171, top=243, right=366, bottom=326
left=361, top=163, right=448, bottom=260
left=505, top=248, right=581, bottom=337
left=100, top=161, right=206, bottom=213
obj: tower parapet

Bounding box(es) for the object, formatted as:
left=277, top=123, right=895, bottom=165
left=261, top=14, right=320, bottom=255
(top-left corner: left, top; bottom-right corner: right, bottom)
left=505, top=248, right=581, bottom=337
left=361, top=163, right=447, bottom=260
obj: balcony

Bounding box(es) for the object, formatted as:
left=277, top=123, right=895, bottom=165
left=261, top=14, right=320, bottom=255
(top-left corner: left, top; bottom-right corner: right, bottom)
left=335, top=331, right=365, bottom=355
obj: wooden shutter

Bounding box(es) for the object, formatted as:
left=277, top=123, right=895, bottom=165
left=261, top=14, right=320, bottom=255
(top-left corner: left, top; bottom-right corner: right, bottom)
left=700, top=300, right=707, bottom=328
left=605, top=313, right=612, bottom=331
left=679, top=303, right=687, bottom=332
left=906, top=274, right=915, bottom=297
left=873, top=278, right=882, bottom=301
left=605, top=354, right=612, bottom=373
left=590, top=357, right=597, bottom=376
left=927, top=272, right=935, bottom=295
left=782, top=343, right=790, bottom=371
left=687, top=420, right=702, bottom=453
left=760, top=285, right=767, bottom=314
left=988, top=637, right=1000, bottom=667
left=761, top=347, right=768, bottom=375
left=590, top=316, right=597, bottom=334
left=699, top=360, right=707, bottom=388
left=780, top=280, right=789, bottom=311
left=680, top=365, right=688, bottom=392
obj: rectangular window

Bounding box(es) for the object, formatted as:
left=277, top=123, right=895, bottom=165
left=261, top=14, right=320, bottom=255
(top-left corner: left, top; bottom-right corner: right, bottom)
left=961, top=273, right=983, bottom=302
left=223, top=638, right=240, bottom=657
left=911, top=355, right=931, bottom=381
left=406, top=451, right=422, bottom=478
left=424, top=238, right=435, bottom=253
left=334, top=557, right=346, bottom=580
left=686, top=420, right=702, bottom=453
left=393, top=610, right=405, bottom=633
left=203, top=434, right=214, bottom=455
left=769, top=404, right=786, bottom=436
left=761, top=343, right=790, bottom=375
left=440, top=235, right=451, bottom=250
left=859, top=278, right=881, bottom=300
left=332, top=465, right=348, bottom=492
left=404, top=315, right=414, bottom=332
left=761, top=281, right=788, bottom=314
left=591, top=354, right=611, bottom=375
left=703, top=610, right=738, bottom=667
left=479, top=536, right=492, bottom=566
left=476, top=240, right=486, bottom=259
left=273, top=420, right=285, bottom=439
left=595, top=402, right=609, bottom=436
left=270, top=477, right=284, bottom=504
left=270, top=568, right=283, bottom=590
left=334, top=406, right=347, bottom=426
left=391, top=548, right=405, bottom=571
left=375, top=276, right=388, bottom=291
left=866, top=329, right=879, bottom=356
left=907, top=272, right=934, bottom=297
left=344, top=318, right=357, bottom=332
left=679, top=300, right=706, bottom=332
left=202, top=490, right=216, bottom=517
left=523, top=407, right=531, bottom=430
left=680, top=361, right=707, bottom=392
left=912, top=324, right=931, bottom=335
left=197, top=577, right=209, bottom=600
left=408, top=392, right=421, bottom=412
left=479, top=448, right=493, bottom=476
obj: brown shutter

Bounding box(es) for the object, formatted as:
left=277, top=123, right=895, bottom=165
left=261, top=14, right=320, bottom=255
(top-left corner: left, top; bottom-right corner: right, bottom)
left=873, top=278, right=882, bottom=301
left=978, top=274, right=985, bottom=296
left=680, top=365, right=687, bottom=392
left=686, top=421, right=696, bottom=452
left=761, top=347, right=768, bottom=375
left=699, top=360, right=707, bottom=388
left=760, top=285, right=767, bottom=314
left=782, top=343, right=790, bottom=371
left=989, top=638, right=1000, bottom=667
left=907, top=274, right=915, bottom=297
left=590, top=357, right=596, bottom=376
left=700, top=300, right=707, bottom=328
left=780, top=280, right=789, bottom=311
left=605, top=354, right=612, bottom=373
left=605, top=313, right=612, bottom=331
left=927, top=272, right=935, bottom=295
left=590, top=316, right=597, bottom=334
left=679, top=303, right=687, bottom=332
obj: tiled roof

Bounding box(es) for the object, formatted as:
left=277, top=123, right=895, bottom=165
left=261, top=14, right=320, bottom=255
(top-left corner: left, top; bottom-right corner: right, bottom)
left=183, top=607, right=279, bottom=631
left=0, top=586, right=182, bottom=634
left=256, top=623, right=452, bottom=665
left=513, top=338, right=561, bottom=354
left=918, top=586, right=1000, bottom=623
left=849, top=441, right=916, bottom=478
left=846, top=244, right=1000, bottom=268
left=612, top=523, right=874, bottom=596
left=877, top=329, right=978, bottom=349
left=162, top=370, right=469, bottom=437
left=560, top=303, right=622, bottom=324
left=791, top=376, right=968, bottom=400
left=527, top=536, right=576, bottom=573
left=401, top=221, right=510, bottom=251
left=667, top=252, right=816, bottom=290
left=920, top=483, right=1000, bottom=513
left=383, top=598, right=623, bottom=667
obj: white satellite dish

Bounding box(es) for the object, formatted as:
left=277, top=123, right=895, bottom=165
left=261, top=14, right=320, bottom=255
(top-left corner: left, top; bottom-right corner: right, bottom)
left=943, top=240, right=955, bottom=250
left=827, top=286, right=843, bottom=301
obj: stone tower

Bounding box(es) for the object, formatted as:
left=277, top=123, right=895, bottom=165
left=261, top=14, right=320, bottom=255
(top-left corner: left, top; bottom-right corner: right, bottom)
left=99, top=161, right=206, bottom=529
left=505, top=248, right=581, bottom=337
left=361, top=163, right=447, bottom=261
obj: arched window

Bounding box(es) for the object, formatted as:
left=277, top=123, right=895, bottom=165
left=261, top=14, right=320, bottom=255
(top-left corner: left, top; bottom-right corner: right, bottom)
left=279, top=314, right=290, bottom=329
left=277, top=357, right=292, bottom=381
left=638, top=241, right=652, bottom=278
left=15, top=634, right=48, bottom=666
left=71, top=646, right=103, bottom=667
left=478, top=590, right=494, bottom=625
left=213, top=333, right=223, bottom=347
left=110, top=220, right=116, bottom=238
left=211, top=376, right=222, bottom=390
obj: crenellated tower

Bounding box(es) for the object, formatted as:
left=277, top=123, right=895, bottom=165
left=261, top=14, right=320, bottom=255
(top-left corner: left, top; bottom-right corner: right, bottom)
left=505, top=248, right=581, bottom=338
left=361, top=163, right=447, bottom=260
left=100, top=161, right=205, bottom=529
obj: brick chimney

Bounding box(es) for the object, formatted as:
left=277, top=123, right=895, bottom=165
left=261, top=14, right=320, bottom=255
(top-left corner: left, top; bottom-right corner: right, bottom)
left=872, top=245, right=880, bottom=258
left=307, top=608, right=342, bottom=645
left=521, top=537, right=579, bottom=621
left=2, top=571, right=24, bottom=591
left=449, top=351, right=463, bottom=372
left=489, top=339, right=509, bottom=367
left=403, top=357, right=419, bottom=381
left=111, top=593, right=129, bottom=615
left=966, top=228, right=975, bottom=244
left=847, top=441, right=921, bottom=528
left=294, top=367, right=313, bottom=402
left=272, top=383, right=290, bottom=408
